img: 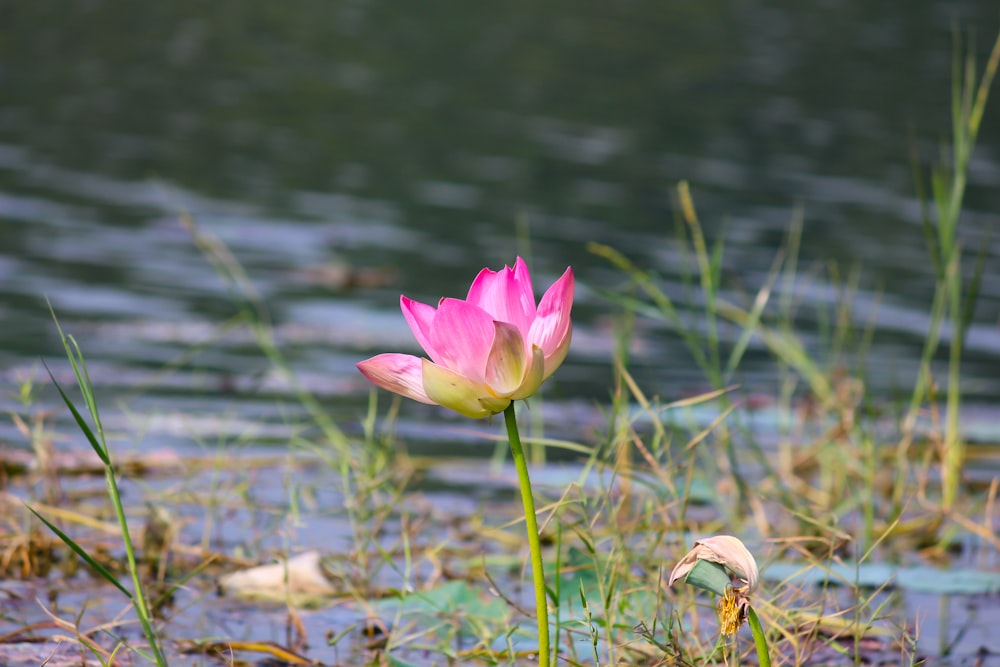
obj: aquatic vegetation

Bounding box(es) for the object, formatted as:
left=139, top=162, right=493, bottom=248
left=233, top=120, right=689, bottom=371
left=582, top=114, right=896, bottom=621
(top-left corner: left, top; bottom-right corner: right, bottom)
left=357, top=256, right=574, bottom=419
left=668, top=534, right=759, bottom=594
left=670, top=536, right=769, bottom=666
left=28, top=311, right=168, bottom=667
left=357, top=257, right=575, bottom=667
left=3, top=26, right=999, bottom=667
left=900, top=30, right=1000, bottom=513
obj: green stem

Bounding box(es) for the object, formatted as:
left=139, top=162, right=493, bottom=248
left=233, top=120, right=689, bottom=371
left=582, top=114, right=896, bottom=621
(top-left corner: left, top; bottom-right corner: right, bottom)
left=504, top=403, right=550, bottom=667
left=746, top=606, right=770, bottom=667
left=107, top=468, right=168, bottom=666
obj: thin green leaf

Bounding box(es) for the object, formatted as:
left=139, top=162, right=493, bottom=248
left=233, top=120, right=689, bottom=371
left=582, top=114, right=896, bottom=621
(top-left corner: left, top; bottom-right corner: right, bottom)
left=908, top=130, right=941, bottom=278
left=930, top=165, right=953, bottom=255
left=154, top=554, right=219, bottom=610
left=68, top=333, right=104, bottom=429
left=725, top=247, right=783, bottom=379
left=969, top=30, right=1000, bottom=138
left=961, top=227, right=989, bottom=335
left=42, top=361, right=110, bottom=465
left=46, top=303, right=109, bottom=459
left=951, top=28, right=963, bottom=167
left=589, top=242, right=713, bottom=374
left=717, top=301, right=831, bottom=403
left=26, top=504, right=133, bottom=599
left=48, top=301, right=90, bottom=400
left=710, top=233, right=725, bottom=292
left=747, top=606, right=771, bottom=667
left=961, top=37, right=976, bottom=134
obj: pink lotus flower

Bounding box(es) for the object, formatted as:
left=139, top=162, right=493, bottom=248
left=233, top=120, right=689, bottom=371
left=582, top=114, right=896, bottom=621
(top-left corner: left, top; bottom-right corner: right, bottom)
left=357, top=257, right=574, bottom=418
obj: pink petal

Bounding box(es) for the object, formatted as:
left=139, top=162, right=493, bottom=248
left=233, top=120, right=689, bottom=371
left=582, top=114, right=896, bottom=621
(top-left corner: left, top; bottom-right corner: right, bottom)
left=356, top=353, right=435, bottom=404
left=483, top=321, right=528, bottom=396
left=527, top=267, right=574, bottom=375
left=421, top=358, right=509, bottom=418
left=510, top=344, right=545, bottom=400
left=465, top=257, right=536, bottom=333
left=428, top=298, right=496, bottom=381
left=400, top=296, right=441, bottom=362
left=540, top=326, right=571, bottom=380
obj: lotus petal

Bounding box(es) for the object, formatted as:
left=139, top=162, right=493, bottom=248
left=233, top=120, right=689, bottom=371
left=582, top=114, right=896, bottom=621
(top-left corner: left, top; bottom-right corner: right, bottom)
left=400, top=296, right=441, bottom=361
left=356, top=353, right=434, bottom=404
left=484, top=321, right=528, bottom=396
left=510, top=344, right=546, bottom=400
left=528, top=267, right=574, bottom=376
left=422, top=358, right=509, bottom=418
left=466, top=257, right=536, bottom=333
left=428, top=299, right=496, bottom=381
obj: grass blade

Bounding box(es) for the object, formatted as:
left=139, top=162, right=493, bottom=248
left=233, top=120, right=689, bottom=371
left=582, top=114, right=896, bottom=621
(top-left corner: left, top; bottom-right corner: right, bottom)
left=26, top=504, right=133, bottom=599
left=42, top=361, right=110, bottom=465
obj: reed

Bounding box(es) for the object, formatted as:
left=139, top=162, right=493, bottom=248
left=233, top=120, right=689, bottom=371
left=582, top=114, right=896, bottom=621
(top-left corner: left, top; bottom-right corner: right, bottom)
left=897, top=29, right=1000, bottom=512
left=30, top=308, right=169, bottom=666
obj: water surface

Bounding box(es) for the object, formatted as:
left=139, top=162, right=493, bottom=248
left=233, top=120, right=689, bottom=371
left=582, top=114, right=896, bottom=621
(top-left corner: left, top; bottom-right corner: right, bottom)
left=3, top=7, right=1000, bottom=660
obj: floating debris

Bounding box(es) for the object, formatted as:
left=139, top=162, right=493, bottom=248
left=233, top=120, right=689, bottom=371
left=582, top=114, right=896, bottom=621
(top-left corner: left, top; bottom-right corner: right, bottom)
left=218, top=550, right=339, bottom=605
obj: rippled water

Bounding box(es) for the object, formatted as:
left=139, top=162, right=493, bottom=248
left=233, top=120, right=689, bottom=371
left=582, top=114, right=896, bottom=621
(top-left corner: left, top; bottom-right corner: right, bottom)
left=2, top=2, right=1000, bottom=446
left=4, top=5, right=1000, bottom=664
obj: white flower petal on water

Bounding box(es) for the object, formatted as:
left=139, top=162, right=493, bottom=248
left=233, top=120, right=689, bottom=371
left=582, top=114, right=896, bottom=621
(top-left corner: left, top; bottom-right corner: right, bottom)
left=218, top=550, right=337, bottom=602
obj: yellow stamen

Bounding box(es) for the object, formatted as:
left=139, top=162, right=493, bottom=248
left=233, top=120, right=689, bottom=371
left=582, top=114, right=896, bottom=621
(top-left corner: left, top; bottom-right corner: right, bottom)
left=717, top=587, right=747, bottom=636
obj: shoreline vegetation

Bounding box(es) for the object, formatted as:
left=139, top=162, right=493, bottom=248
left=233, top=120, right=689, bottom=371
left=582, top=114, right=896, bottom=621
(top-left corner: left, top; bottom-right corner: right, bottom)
left=2, top=28, right=1000, bottom=667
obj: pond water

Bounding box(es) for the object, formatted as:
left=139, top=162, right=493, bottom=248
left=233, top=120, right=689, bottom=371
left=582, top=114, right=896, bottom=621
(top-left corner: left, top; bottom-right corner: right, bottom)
left=2, top=2, right=1000, bottom=664
left=3, top=1, right=1000, bottom=438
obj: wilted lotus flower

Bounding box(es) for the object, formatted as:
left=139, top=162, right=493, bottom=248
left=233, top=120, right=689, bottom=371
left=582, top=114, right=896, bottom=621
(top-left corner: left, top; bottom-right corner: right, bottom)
left=668, top=535, right=759, bottom=592
left=357, top=257, right=574, bottom=419
left=669, top=535, right=760, bottom=637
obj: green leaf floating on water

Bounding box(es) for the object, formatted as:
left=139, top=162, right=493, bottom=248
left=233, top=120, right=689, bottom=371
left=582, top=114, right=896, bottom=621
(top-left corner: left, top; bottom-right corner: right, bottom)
left=374, top=581, right=527, bottom=653
left=375, top=580, right=509, bottom=619
left=387, top=655, right=422, bottom=667
left=763, top=561, right=1000, bottom=595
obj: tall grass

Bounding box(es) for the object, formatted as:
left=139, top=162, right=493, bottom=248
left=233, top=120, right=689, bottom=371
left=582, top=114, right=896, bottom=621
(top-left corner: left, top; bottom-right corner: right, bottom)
left=11, top=27, right=998, bottom=667
left=897, top=30, right=1000, bottom=512
left=30, top=308, right=169, bottom=666
left=592, top=29, right=1000, bottom=542
left=180, top=214, right=409, bottom=601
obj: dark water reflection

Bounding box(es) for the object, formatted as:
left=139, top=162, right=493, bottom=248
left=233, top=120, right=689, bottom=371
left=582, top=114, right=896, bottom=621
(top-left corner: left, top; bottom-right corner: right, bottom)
left=2, top=1, right=1000, bottom=448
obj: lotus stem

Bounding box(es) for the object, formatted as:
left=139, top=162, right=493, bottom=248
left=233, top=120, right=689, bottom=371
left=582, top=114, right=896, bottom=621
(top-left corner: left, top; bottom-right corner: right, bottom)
left=504, top=403, right=550, bottom=667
